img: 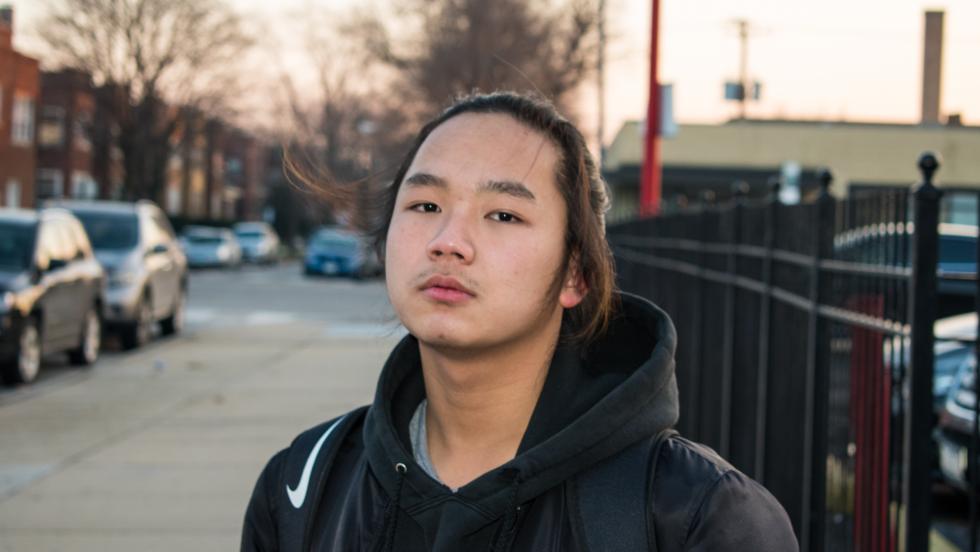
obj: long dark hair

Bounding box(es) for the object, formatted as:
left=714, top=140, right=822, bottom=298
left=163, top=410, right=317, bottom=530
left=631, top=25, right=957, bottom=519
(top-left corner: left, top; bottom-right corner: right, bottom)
left=289, top=91, right=618, bottom=343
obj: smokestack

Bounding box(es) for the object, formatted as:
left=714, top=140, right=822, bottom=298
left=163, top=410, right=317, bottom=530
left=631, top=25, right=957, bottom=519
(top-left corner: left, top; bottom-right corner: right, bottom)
left=920, top=10, right=944, bottom=125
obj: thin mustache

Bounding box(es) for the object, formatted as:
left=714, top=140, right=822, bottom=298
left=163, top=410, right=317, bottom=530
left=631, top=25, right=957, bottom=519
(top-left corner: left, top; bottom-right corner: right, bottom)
left=414, top=272, right=479, bottom=294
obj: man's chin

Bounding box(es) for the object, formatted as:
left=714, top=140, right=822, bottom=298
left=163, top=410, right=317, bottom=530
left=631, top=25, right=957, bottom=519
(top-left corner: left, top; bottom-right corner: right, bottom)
left=411, top=327, right=475, bottom=350
left=406, top=322, right=498, bottom=355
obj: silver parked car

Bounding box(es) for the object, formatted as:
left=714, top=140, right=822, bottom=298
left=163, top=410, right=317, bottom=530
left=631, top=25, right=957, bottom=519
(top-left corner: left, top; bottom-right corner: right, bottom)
left=50, top=200, right=188, bottom=350
left=181, top=226, right=242, bottom=269
left=233, top=222, right=280, bottom=264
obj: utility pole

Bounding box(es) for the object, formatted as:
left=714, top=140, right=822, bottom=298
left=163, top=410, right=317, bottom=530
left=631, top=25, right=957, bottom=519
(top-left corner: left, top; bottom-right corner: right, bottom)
left=735, top=18, right=750, bottom=120
left=597, top=0, right=606, bottom=165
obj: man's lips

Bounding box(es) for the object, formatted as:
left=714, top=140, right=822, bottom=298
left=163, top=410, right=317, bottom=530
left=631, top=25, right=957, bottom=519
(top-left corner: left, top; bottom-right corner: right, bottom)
left=420, top=275, right=475, bottom=303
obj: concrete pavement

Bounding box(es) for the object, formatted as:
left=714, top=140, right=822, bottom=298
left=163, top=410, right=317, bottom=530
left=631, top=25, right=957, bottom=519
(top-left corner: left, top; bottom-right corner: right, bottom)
left=0, top=265, right=398, bottom=551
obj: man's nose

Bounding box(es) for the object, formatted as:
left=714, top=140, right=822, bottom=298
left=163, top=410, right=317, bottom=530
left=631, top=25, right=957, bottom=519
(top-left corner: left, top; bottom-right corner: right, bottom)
left=427, top=213, right=475, bottom=263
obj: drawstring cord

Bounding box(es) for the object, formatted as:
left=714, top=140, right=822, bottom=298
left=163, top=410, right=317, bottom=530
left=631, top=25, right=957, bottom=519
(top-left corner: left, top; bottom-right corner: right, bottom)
left=381, top=462, right=408, bottom=552
left=489, top=469, right=523, bottom=552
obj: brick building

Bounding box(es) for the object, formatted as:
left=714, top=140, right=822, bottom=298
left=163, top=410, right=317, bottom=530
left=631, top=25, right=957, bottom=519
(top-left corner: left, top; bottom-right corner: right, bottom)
left=35, top=69, right=98, bottom=200
left=0, top=7, right=39, bottom=208
left=224, top=128, right=265, bottom=221
left=205, top=118, right=226, bottom=219
left=170, top=107, right=208, bottom=218
left=166, top=109, right=267, bottom=221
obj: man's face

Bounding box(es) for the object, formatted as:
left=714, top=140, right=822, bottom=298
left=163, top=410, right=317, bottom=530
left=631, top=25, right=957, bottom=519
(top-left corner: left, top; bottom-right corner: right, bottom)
left=385, top=113, right=585, bottom=353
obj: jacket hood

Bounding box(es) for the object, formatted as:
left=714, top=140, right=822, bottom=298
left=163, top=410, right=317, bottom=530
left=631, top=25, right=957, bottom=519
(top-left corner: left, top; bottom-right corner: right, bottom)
left=362, top=291, right=679, bottom=543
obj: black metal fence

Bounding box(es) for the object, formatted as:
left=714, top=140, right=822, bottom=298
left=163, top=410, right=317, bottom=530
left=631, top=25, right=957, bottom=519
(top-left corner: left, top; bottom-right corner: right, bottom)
left=608, top=153, right=980, bottom=551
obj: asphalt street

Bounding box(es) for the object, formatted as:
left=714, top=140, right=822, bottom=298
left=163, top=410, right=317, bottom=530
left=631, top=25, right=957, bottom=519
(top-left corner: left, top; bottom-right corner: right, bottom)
left=0, top=262, right=400, bottom=551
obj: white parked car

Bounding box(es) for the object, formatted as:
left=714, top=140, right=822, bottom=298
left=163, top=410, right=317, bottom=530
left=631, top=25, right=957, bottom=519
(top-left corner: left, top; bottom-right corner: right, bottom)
left=233, top=222, right=280, bottom=264
left=180, top=226, right=242, bottom=269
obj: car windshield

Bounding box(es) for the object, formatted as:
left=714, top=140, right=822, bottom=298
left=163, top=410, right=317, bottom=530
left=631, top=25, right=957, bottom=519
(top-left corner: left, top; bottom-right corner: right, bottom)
left=187, top=235, right=225, bottom=245
left=72, top=211, right=139, bottom=250
left=0, top=222, right=36, bottom=271
left=235, top=231, right=265, bottom=239
left=312, top=233, right=358, bottom=251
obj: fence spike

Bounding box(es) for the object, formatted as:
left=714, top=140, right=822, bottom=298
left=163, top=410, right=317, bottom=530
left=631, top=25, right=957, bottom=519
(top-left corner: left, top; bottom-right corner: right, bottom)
left=818, top=168, right=833, bottom=197
left=916, top=152, right=941, bottom=188
left=732, top=180, right=750, bottom=199
left=767, top=175, right=782, bottom=199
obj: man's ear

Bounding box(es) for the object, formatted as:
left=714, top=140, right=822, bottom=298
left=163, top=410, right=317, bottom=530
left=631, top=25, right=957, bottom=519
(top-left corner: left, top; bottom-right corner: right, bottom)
left=559, top=260, right=587, bottom=309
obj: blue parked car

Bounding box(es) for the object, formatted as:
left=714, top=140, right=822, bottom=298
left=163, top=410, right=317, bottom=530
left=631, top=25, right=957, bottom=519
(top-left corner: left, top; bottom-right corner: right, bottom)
left=303, top=228, right=381, bottom=279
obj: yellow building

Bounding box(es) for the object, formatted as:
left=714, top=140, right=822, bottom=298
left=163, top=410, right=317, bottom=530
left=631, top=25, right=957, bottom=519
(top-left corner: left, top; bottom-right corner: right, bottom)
left=603, top=119, right=980, bottom=224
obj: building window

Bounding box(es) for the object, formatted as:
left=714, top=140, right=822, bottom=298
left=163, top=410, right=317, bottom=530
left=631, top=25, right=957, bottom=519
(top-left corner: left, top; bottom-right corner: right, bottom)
left=38, top=105, right=66, bottom=148
left=4, top=180, right=22, bottom=208
left=74, top=111, right=92, bottom=152
left=36, top=169, right=65, bottom=199
left=11, top=95, right=35, bottom=146
left=71, top=171, right=98, bottom=199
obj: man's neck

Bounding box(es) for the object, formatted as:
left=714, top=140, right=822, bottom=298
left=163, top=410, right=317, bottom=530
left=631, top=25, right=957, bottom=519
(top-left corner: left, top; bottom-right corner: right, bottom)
left=418, top=322, right=560, bottom=490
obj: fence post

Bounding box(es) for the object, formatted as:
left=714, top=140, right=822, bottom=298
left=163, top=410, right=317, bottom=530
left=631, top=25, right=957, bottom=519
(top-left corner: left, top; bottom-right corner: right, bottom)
left=688, top=193, right=714, bottom=440
left=903, top=152, right=942, bottom=552
left=801, top=169, right=835, bottom=552
left=719, top=183, right=746, bottom=458
left=754, top=177, right=780, bottom=482
left=972, top=188, right=980, bottom=552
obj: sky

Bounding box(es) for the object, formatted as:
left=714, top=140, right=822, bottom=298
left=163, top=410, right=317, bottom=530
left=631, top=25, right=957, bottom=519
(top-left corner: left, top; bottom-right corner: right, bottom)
left=6, top=0, right=980, bottom=144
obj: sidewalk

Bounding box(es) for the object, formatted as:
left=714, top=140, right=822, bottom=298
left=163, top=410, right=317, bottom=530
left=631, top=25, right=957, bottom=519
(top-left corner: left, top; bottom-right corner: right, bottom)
left=0, top=322, right=396, bottom=551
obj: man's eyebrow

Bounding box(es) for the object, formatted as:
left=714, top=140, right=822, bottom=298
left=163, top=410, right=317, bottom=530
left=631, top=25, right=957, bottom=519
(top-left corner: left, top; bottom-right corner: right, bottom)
left=404, top=172, right=447, bottom=188
left=479, top=180, right=536, bottom=201
left=403, top=173, right=536, bottom=202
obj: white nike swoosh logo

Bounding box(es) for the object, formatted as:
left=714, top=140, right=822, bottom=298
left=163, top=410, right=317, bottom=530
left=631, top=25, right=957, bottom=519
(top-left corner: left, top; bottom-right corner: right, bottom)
left=286, top=414, right=348, bottom=509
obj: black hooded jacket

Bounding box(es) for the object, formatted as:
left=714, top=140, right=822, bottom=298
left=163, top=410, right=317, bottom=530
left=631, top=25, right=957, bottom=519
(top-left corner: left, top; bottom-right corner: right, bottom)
left=243, top=294, right=798, bottom=551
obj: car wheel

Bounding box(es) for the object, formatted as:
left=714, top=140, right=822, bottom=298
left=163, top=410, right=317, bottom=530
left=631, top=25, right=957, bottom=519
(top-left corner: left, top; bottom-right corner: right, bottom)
left=160, top=290, right=185, bottom=336
left=121, top=295, right=153, bottom=350
left=69, top=307, right=101, bottom=366
left=2, top=316, right=41, bottom=385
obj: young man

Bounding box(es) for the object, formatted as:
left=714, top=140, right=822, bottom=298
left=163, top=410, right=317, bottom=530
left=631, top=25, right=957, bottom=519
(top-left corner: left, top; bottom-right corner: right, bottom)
left=242, top=93, right=797, bottom=551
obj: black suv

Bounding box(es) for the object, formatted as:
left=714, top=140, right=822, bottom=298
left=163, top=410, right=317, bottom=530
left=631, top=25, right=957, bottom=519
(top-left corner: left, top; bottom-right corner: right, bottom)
left=49, top=200, right=188, bottom=349
left=0, top=208, right=105, bottom=384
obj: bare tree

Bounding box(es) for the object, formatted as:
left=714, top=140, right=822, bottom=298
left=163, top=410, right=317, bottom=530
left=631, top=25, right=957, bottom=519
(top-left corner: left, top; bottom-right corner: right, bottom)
left=273, top=11, right=414, bottom=230
left=352, top=0, right=600, bottom=118
left=37, top=0, right=252, bottom=201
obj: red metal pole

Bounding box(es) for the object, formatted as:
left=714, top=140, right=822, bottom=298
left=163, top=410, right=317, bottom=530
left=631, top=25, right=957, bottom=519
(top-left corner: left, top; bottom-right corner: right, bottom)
left=640, top=0, right=661, bottom=216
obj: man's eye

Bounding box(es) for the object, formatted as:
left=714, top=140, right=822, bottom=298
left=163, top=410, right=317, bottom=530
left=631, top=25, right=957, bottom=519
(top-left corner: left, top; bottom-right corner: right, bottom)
left=410, top=203, right=440, bottom=213
left=489, top=211, right=522, bottom=224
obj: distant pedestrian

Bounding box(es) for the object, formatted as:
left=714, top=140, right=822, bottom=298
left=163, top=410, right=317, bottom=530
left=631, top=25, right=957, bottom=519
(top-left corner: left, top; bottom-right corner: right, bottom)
left=242, top=91, right=798, bottom=551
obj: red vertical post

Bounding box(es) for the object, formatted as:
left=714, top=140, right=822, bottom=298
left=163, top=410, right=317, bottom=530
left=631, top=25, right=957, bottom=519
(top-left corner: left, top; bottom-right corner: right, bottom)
left=640, top=0, right=662, bottom=216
